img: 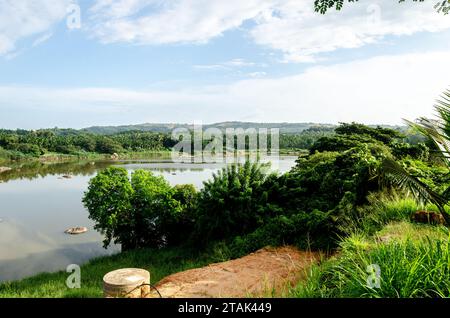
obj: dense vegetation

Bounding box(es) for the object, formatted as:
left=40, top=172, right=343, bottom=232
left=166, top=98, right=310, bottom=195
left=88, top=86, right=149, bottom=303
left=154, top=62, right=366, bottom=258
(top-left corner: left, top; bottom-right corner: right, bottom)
left=2, top=118, right=449, bottom=298
left=0, top=129, right=176, bottom=161
left=0, top=123, right=420, bottom=164
left=82, top=123, right=443, bottom=257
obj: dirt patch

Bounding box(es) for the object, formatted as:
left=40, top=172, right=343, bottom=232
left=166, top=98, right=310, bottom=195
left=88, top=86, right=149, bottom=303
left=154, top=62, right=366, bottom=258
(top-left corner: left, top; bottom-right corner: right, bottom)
left=147, top=246, right=321, bottom=298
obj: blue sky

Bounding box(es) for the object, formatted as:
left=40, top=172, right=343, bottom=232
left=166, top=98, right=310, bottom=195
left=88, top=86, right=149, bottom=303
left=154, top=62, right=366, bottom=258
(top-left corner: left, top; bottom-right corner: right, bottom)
left=1, top=0, right=450, bottom=129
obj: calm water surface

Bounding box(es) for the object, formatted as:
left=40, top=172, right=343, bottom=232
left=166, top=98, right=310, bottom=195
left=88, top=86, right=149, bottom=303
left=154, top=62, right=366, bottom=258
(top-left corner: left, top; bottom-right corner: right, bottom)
left=0, top=156, right=297, bottom=282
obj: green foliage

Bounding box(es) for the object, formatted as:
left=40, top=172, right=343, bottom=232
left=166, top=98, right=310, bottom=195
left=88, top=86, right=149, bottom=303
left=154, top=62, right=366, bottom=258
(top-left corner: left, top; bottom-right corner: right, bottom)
left=310, top=123, right=403, bottom=154
left=82, top=167, right=135, bottom=249
left=335, top=122, right=403, bottom=144
left=337, top=192, right=419, bottom=236
left=83, top=122, right=447, bottom=257
left=0, top=129, right=177, bottom=159
left=193, top=161, right=271, bottom=243
left=82, top=167, right=193, bottom=250
left=230, top=210, right=332, bottom=257
left=292, top=225, right=450, bottom=298
left=94, top=137, right=124, bottom=154
left=291, top=143, right=388, bottom=211
left=280, top=127, right=335, bottom=150
left=391, top=142, right=429, bottom=161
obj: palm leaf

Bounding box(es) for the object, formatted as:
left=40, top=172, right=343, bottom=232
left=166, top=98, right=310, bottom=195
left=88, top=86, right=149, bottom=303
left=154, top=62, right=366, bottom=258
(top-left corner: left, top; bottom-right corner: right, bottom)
left=381, top=158, right=448, bottom=207
left=404, top=89, right=450, bottom=167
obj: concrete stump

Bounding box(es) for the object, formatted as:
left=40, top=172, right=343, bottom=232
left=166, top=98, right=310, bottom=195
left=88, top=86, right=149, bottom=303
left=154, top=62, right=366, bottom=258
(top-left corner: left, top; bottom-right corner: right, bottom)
left=103, top=268, right=150, bottom=298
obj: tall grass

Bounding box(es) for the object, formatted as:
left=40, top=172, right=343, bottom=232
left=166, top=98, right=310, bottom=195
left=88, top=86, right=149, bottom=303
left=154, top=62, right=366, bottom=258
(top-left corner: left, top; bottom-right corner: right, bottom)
left=291, top=223, right=450, bottom=298
left=338, top=191, right=449, bottom=236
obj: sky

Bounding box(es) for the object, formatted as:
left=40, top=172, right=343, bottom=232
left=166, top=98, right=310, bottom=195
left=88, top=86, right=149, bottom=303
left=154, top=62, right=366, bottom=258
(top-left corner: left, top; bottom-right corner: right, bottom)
left=1, top=0, right=450, bottom=129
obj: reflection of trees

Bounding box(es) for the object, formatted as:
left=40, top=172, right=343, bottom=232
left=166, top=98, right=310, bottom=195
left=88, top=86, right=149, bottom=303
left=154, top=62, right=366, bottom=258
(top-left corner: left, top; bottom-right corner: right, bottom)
left=0, top=161, right=116, bottom=183
left=0, top=155, right=283, bottom=183
left=0, top=160, right=213, bottom=183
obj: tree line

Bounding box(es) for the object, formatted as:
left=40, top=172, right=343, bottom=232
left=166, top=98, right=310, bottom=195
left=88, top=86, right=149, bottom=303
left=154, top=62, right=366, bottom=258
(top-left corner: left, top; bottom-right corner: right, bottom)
left=83, top=122, right=441, bottom=254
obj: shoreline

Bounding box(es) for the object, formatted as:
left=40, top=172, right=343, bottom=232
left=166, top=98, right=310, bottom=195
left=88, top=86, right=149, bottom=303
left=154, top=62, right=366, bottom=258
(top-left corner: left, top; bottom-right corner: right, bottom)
left=0, top=149, right=305, bottom=167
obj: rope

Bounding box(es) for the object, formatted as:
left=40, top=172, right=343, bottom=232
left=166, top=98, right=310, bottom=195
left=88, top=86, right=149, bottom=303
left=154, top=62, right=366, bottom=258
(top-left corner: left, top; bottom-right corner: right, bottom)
left=123, top=283, right=163, bottom=298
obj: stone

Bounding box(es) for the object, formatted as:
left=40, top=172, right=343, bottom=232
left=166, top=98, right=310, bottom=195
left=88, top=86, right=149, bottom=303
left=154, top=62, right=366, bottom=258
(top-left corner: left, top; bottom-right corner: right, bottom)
left=64, top=227, right=88, bottom=235
left=411, top=210, right=445, bottom=225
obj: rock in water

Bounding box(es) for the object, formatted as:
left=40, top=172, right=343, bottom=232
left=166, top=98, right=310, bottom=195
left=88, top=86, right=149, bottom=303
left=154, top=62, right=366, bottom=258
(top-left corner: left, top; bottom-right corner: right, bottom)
left=64, top=227, right=88, bottom=235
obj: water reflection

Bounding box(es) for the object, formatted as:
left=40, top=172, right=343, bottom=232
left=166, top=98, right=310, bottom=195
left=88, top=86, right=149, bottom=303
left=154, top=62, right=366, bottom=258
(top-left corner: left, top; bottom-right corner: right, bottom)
left=0, top=219, right=119, bottom=281
left=0, top=155, right=298, bottom=282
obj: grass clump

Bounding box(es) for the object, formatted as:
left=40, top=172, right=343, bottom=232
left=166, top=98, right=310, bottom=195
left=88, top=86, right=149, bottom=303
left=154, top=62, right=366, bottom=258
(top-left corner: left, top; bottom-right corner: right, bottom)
left=291, top=221, right=450, bottom=298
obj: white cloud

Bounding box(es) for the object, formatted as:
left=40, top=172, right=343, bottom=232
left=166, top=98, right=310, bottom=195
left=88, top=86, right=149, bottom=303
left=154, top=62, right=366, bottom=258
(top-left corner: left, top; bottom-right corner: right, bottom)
left=247, top=71, right=267, bottom=78
left=87, top=0, right=450, bottom=62
left=1, top=50, right=449, bottom=128
left=0, top=1, right=71, bottom=55
left=1, top=0, right=448, bottom=61
left=194, top=58, right=257, bottom=71
left=32, top=32, right=53, bottom=47
left=249, top=0, right=450, bottom=62
left=225, top=59, right=256, bottom=67
left=88, top=0, right=276, bottom=44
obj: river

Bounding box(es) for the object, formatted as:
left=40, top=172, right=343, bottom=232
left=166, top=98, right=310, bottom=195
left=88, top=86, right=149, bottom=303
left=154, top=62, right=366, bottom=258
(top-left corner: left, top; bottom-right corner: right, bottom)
left=0, top=155, right=297, bottom=282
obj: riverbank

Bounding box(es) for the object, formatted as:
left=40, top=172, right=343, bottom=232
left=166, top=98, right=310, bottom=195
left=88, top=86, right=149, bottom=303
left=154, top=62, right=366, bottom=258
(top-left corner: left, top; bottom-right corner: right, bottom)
left=0, top=151, right=175, bottom=169
left=0, top=149, right=303, bottom=167
left=1, top=212, right=447, bottom=298
left=0, top=246, right=230, bottom=298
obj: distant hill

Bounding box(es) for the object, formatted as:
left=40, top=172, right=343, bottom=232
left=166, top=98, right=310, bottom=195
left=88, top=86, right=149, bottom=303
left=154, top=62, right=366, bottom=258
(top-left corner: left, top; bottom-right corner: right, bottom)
left=82, top=122, right=337, bottom=134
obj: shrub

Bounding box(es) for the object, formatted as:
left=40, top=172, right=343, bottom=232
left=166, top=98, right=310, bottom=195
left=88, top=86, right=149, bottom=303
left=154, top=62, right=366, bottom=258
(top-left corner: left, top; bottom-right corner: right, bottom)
left=83, top=167, right=189, bottom=250
left=13, top=143, right=43, bottom=157
left=230, top=210, right=332, bottom=257
left=95, top=137, right=123, bottom=154
left=193, top=161, right=272, bottom=244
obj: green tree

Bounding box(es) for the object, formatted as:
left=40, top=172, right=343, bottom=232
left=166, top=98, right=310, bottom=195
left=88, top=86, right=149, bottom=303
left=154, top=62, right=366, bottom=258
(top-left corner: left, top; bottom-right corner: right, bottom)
left=130, top=170, right=182, bottom=248
left=95, top=137, right=123, bottom=154
left=82, top=167, right=135, bottom=250
left=83, top=167, right=185, bottom=250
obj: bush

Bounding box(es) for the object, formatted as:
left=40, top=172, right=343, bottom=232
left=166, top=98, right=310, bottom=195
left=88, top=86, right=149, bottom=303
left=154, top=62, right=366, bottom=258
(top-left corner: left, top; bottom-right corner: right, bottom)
left=13, top=143, right=43, bottom=157
left=95, top=137, right=123, bottom=154
left=54, top=144, right=80, bottom=155
left=230, top=210, right=332, bottom=257
left=193, top=162, right=272, bottom=244
left=391, top=142, right=429, bottom=161
left=159, top=184, right=198, bottom=247
left=83, top=167, right=190, bottom=250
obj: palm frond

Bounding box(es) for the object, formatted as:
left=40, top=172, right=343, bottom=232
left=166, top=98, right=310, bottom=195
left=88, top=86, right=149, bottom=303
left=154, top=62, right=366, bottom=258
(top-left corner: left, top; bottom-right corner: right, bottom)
left=404, top=89, right=450, bottom=167
left=381, top=158, right=448, bottom=208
